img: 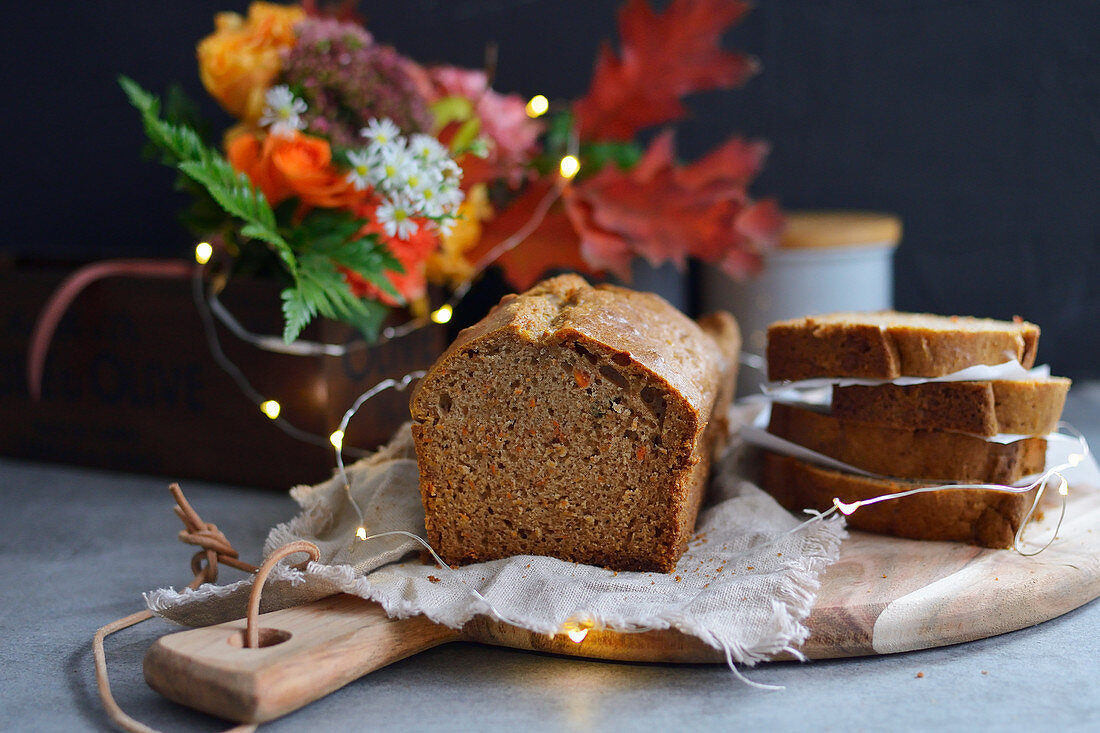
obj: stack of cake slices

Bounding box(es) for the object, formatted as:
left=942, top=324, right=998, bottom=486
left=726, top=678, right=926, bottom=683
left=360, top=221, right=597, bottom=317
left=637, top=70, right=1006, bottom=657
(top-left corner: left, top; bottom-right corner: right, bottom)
left=759, top=312, right=1071, bottom=548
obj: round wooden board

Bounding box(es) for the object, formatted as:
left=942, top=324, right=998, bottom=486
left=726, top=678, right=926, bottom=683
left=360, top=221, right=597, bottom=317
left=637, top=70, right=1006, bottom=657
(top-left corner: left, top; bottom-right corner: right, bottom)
left=464, top=482, right=1100, bottom=662
left=801, top=484, right=1100, bottom=658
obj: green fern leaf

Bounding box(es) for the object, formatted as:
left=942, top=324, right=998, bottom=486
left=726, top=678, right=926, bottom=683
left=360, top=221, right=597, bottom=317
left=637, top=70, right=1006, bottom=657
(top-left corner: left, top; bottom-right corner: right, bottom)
left=122, top=77, right=296, bottom=277
left=330, top=239, right=403, bottom=301
left=292, top=253, right=390, bottom=342
left=280, top=287, right=316, bottom=343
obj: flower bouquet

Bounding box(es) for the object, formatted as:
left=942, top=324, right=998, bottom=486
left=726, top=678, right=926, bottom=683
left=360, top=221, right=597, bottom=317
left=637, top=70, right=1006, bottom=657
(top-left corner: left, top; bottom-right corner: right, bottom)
left=20, top=0, right=783, bottom=488
left=123, top=0, right=781, bottom=345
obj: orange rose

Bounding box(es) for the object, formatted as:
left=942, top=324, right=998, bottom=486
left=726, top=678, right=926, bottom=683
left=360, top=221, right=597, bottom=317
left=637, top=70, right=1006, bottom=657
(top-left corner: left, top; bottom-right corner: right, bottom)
left=226, top=131, right=291, bottom=204
left=227, top=130, right=359, bottom=209
left=197, top=2, right=304, bottom=123
left=267, top=133, right=359, bottom=209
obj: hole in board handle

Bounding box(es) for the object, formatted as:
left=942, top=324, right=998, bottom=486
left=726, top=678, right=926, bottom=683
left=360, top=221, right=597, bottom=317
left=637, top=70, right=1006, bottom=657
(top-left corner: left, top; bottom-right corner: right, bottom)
left=227, top=628, right=292, bottom=648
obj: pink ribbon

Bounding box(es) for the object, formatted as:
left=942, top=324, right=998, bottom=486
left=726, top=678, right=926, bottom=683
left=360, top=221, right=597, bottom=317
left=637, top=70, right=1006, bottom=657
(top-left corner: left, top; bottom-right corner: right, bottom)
left=26, top=259, right=194, bottom=400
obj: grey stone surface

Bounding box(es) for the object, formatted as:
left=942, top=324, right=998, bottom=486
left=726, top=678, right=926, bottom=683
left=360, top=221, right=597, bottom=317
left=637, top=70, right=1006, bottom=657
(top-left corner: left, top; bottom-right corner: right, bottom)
left=3, top=383, right=1099, bottom=732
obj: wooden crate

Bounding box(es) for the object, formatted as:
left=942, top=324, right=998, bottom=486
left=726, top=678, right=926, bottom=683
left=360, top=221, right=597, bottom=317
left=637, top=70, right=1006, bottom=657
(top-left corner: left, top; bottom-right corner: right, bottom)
left=0, top=264, right=447, bottom=489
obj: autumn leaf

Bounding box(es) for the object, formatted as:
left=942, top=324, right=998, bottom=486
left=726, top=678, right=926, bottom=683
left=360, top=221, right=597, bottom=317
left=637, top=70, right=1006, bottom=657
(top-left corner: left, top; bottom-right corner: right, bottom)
left=573, top=0, right=757, bottom=142
left=466, top=180, right=594, bottom=291
left=563, top=130, right=782, bottom=281
left=721, top=198, right=784, bottom=278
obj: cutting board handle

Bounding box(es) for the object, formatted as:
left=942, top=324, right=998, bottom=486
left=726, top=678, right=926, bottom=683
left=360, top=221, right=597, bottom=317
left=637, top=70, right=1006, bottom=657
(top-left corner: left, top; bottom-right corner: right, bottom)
left=144, top=594, right=460, bottom=723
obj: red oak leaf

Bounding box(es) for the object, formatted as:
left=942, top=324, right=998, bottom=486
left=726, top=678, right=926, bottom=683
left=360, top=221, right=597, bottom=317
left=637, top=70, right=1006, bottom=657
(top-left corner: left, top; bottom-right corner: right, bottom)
left=466, top=180, right=594, bottom=291
left=564, top=130, right=782, bottom=281
left=573, top=0, right=757, bottom=141
left=722, top=198, right=784, bottom=278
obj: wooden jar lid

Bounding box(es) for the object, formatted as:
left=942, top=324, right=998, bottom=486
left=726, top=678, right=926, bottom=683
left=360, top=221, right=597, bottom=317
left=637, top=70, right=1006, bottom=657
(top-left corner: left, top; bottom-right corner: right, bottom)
left=780, top=211, right=902, bottom=249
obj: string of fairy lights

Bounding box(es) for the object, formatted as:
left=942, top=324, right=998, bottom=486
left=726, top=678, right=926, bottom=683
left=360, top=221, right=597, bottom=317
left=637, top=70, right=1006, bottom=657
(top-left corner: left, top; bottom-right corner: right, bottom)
left=787, top=424, right=1087, bottom=556
left=190, top=95, right=1092, bottom=663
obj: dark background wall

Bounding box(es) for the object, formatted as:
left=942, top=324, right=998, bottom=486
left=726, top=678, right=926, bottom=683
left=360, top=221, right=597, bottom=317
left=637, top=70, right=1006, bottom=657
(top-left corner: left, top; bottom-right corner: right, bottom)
left=3, top=1, right=1098, bottom=376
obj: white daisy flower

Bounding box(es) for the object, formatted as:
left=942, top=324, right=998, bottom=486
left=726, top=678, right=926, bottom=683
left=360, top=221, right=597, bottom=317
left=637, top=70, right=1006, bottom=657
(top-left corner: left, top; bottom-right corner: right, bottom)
left=413, top=187, right=443, bottom=218
left=436, top=183, right=465, bottom=208
left=355, top=118, right=466, bottom=232
left=440, top=158, right=463, bottom=182
left=406, top=165, right=443, bottom=196
left=409, top=133, right=449, bottom=163
left=259, top=85, right=307, bottom=136
left=375, top=196, right=419, bottom=240
left=360, top=118, right=402, bottom=147
left=436, top=215, right=457, bottom=237
left=374, top=146, right=416, bottom=192
left=345, top=149, right=373, bottom=191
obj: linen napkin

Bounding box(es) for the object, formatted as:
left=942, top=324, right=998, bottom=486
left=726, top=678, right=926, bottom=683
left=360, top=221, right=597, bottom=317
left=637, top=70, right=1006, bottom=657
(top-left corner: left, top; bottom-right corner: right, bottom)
left=147, top=406, right=846, bottom=666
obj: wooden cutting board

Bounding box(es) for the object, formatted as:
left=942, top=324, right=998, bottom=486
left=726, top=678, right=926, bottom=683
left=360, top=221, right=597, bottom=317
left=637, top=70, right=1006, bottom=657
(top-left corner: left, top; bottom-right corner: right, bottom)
left=144, top=485, right=1100, bottom=723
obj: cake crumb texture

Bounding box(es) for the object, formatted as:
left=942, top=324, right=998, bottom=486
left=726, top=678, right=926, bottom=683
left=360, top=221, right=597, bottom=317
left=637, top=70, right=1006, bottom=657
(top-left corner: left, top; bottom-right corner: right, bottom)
left=767, top=401, right=1047, bottom=483
left=831, top=378, right=1070, bottom=437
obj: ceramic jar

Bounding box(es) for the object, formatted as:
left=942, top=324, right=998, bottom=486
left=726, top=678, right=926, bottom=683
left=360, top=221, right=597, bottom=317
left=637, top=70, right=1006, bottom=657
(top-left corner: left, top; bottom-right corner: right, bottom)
left=699, top=211, right=902, bottom=395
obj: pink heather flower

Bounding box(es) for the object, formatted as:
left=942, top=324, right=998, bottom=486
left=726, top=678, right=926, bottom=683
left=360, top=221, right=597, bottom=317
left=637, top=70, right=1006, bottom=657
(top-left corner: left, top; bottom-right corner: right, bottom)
left=430, top=66, right=489, bottom=101
left=280, top=18, right=432, bottom=147
left=429, top=66, right=543, bottom=186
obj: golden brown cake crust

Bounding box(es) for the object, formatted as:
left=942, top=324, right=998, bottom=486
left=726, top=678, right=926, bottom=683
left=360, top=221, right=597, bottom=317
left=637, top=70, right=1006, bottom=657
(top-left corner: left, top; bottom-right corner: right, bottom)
left=831, top=378, right=1071, bottom=437
left=410, top=275, right=740, bottom=573
left=766, top=311, right=1040, bottom=381
left=760, top=452, right=1035, bottom=548
left=414, top=275, right=726, bottom=416
left=766, top=402, right=1047, bottom=483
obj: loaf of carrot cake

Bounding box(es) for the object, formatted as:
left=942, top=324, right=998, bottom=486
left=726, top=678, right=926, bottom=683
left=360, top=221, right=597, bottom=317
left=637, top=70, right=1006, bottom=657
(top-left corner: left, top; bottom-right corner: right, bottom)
left=759, top=310, right=1067, bottom=549
left=410, top=275, right=739, bottom=572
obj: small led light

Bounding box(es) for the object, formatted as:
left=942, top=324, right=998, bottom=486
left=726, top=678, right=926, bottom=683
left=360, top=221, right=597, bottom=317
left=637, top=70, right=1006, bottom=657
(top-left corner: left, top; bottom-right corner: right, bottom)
left=1058, top=476, right=1069, bottom=497
left=329, top=430, right=344, bottom=450
left=1069, top=453, right=1083, bottom=467
left=260, top=400, right=281, bottom=420
left=525, top=94, right=549, bottom=118
left=832, top=497, right=862, bottom=516
left=431, top=304, right=453, bottom=324
left=559, top=155, right=580, bottom=179
left=561, top=619, right=592, bottom=644
left=566, top=627, right=589, bottom=644
left=194, top=241, right=213, bottom=265
left=356, top=527, right=367, bottom=541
